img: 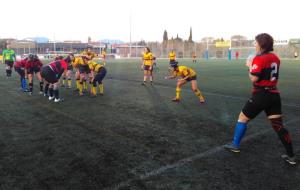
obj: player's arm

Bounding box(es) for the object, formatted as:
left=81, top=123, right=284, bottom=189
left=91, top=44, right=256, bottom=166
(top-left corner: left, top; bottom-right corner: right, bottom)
left=248, top=59, right=261, bottom=83
left=149, top=54, right=153, bottom=69
left=179, top=69, right=190, bottom=81
left=2, top=50, right=6, bottom=63
left=249, top=73, right=259, bottom=82
left=165, top=70, right=177, bottom=79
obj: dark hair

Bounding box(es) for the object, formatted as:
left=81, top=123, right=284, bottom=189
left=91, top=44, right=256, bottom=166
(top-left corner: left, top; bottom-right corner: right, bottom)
left=255, top=33, right=274, bottom=53
left=145, top=47, right=151, bottom=52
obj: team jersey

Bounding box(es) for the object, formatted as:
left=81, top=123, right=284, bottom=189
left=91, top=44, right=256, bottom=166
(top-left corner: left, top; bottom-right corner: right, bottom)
left=169, top=52, right=176, bottom=61
left=88, top=61, right=104, bottom=72
left=2, top=49, right=16, bottom=61
left=173, top=66, right=196, bottom=78
left=81, top=50, right=97, bottom=60
left=49, top=60, right=67, bottom=75
left=25, top=59, right=43, bottom=69
left=14, top=58, right=27, bottom=68
left=143, top=52, right=153, bottom=66
left=250, top=53, right=280, bottom=93
left=72, top=57, right=85, bottom=67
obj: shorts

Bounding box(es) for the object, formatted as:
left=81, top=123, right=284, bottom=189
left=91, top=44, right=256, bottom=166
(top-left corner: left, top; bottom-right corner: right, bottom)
left=41, top=66, right=58, bottom=84
left=14, top=67, right=25, bottom=78
left=143, top=65, right=153, bottom=71
left=242, top=91, right=282, bottom=119
left=93, top=67, right=107, bottom=85
left=5, top=60, right=14, bottom=68
left=186, top=76, right=197, bottom=81
left=79, top=65, right=91, bottom=74
left=27, top=67, right=41, bottom=74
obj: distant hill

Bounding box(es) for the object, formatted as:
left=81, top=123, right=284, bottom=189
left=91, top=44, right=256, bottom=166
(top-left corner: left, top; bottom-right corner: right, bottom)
left=100, top=39, right=124, bottom=44
left=24, top=37, right=49, bottom=43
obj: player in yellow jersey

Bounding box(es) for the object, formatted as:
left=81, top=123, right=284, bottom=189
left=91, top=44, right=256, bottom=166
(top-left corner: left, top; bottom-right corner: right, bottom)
left=77, top=56, right=91, bottom=96
left=81, top=47, right=97, bottom=60
left=88, top=60, right=107, bottom=97
left=169, top=50, right=176, bottom=63
left=141, top=47, right=154, bottom=85
left=71, top=55, right=86, bottom=93
left=165, top=61, right=205, bottom=103
left=101, top=49, right=107, bottom=66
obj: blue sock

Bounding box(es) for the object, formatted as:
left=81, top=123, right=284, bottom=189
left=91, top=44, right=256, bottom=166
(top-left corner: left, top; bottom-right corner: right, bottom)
left=22, top=78, right=27, bottom=90
left=232, top=122, right=247, bottom=147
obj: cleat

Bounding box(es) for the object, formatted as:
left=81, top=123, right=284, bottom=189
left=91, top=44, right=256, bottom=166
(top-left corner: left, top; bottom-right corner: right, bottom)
left=150, top=81, right=153, bottom=85
left=141, top=82, right=146, bottom=85
left=43, top=93, right=48, bottom=97
left=281, top=155, right=296, bottom=165
left=23, top=89, right=29, bottom=92
left=48, top=96, right=54, bottom=101
left=54, top=98, right=63, bottom=103
left=223, top=143, right=240, bottom=153
left=79, top=93, right=84, bottom=97
left=99, top=93, right=104, bottom=96
left=89, top=95, right=97, bottom=98
left=73, top=89, right=79, bottom=92
left=28, top=92, right=33, bottom=96
left=172, top=97, right=180, bottom=102
left=39, top=91, right=43, bottom=95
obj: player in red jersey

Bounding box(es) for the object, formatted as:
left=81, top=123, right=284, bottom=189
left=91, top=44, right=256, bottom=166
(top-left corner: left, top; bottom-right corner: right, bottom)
left=14, top=57, right=29, bottom=92
left=224, top=33, right=296, bottom=165
left=25, top=54, right=43, bottom=95
left=41, top=57, right=67, bottom=103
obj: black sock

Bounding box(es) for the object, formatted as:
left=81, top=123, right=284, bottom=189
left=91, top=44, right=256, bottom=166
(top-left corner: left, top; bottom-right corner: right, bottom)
left=39, top=82, right=44, bottom=92
left=270, top=118, right=294, bottom=157
left=49, top=88, right=54, bottom=97
left=44, top=84, right=49, bottom=95
left=54, top=89, right=59, bottom=99
left=29, top=83, right=33, bottom=93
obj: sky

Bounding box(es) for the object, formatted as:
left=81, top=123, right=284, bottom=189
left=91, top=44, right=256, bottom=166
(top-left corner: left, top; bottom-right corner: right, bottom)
left=0, top=0, right=299, bottom=42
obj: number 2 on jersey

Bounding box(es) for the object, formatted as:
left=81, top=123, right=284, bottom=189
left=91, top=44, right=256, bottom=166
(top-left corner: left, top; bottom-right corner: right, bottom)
left=270, top=62, right=278, bottom=81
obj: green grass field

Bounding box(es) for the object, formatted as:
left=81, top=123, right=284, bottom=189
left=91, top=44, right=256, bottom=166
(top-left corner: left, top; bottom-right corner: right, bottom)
left=0, top=58, right=299, bottom=190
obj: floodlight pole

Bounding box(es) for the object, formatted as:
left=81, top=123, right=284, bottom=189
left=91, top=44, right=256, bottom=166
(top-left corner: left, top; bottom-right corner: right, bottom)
left=129, top=12, right=132, bottom=58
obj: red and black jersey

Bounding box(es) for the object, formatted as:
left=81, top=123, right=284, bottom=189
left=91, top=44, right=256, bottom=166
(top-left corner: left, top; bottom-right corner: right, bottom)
left=14, top=58, right=27, bottom=68
left=25, top=59, right=43, bottom=69
left=48, top=60, right=67, bottom=75
left=250, top=53, right=280, bottom=93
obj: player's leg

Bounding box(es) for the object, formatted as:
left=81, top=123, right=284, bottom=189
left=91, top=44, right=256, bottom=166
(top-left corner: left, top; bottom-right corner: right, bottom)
left=66, top=70, right=72, bottom=88
left=172, top=79, right=186, bottom=101
left=191, top=80, right=205, bottom=103
left=36, top=70, right=44, bottom=94
left=266, top=94, right=296, bottom=165
left=5, top=61, right=13, bottom=77
left=224, top=92, right=264, bottom=152
left=28, top=73, right=34, bottom=95
left=61, top=71, right=66, bottom=87
left=149, top=70, right=153, bottom=84
left=142, top=69, right=148, bottom=85
left=97, top=68, right=106, bottom=95
left=53, top=82, right=62, bottom=102
left=48, top=83, right=54, bottom=100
